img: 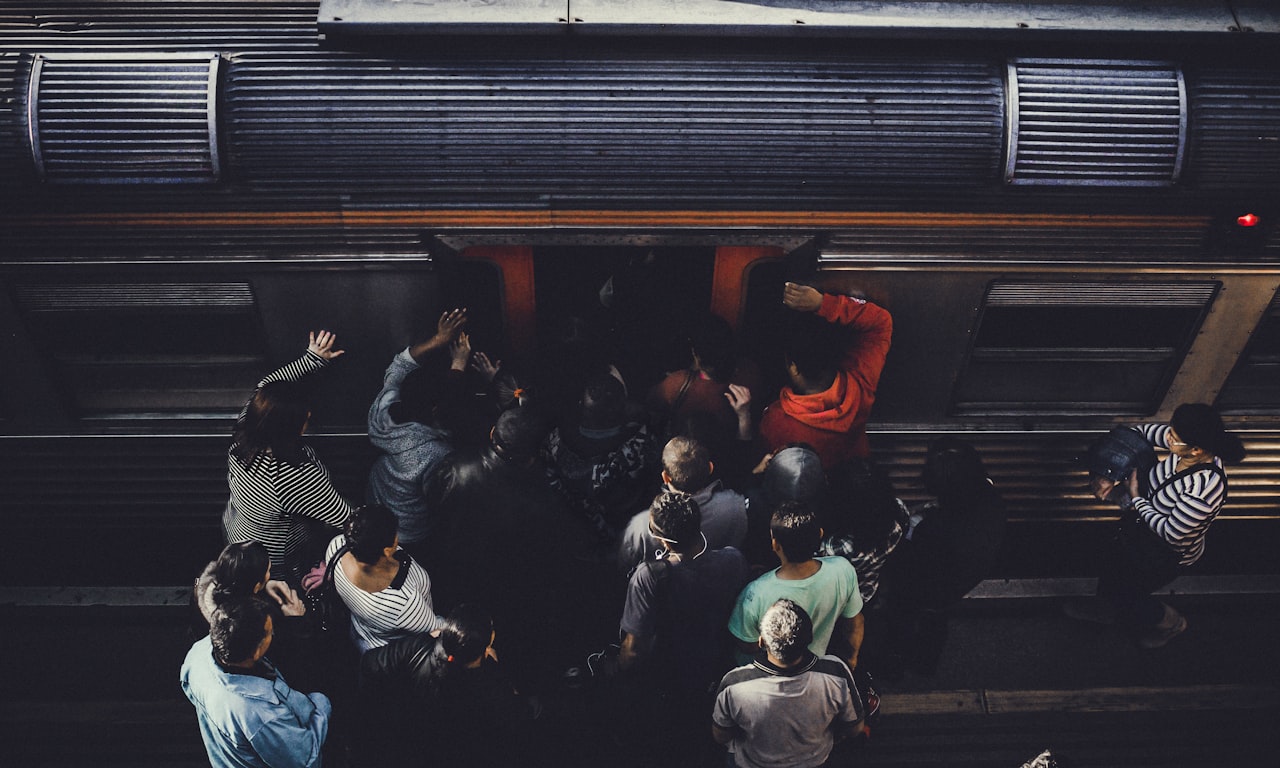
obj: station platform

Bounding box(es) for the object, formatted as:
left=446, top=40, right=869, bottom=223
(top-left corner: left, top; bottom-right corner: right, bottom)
left=2, top=578, right=1277, bottom=767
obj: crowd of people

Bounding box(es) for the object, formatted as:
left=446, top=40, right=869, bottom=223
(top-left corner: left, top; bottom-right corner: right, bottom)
left=179, top=277, right=1245, bottom=768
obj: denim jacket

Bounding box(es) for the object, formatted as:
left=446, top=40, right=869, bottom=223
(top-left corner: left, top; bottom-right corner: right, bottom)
left=181, top=636, right=331, bottom=768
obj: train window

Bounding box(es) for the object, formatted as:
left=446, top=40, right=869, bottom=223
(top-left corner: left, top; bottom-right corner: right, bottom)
left=953, top=280, right=1216, bottom=415
left=13, top=282, right=265, bottom=420
left=1217, top=293, right=1280, bottom=413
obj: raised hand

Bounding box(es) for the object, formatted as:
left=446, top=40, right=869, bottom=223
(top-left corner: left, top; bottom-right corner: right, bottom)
left=471, top=351, right=502, bottom=382
left=308, top=330, right=345, bottom=361
left=450, top=331, right=472, bottom=371
left=409, top=308, right=468, bottom=361
left=726, top=383, right=754, bottom=440
left=435, top=308, right=468, bottom=343
left=751, top=451, right=775, bottom=475
left=782, top=282, right=823, bottom=313
left=725, top=383, right=752, bottom=416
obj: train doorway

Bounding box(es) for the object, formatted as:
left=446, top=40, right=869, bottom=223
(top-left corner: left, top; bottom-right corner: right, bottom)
left=531, top=245, right=716, bottom=395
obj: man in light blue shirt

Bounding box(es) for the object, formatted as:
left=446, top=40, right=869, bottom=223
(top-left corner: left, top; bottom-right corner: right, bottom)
left=728, top=501, right=864, bottom=670
left=181, top=596, right=331, bottom=768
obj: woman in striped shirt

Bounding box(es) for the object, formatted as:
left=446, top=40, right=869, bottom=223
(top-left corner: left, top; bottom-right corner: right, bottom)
left=325, top=504, right=444, bottom=654
left=226, top=331, right=353, bottom=585
left=1070, top=403, right=1246, bottom=648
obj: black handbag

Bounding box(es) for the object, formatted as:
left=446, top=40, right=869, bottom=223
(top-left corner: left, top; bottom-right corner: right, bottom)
left=302, top=543, right=353, bottom=633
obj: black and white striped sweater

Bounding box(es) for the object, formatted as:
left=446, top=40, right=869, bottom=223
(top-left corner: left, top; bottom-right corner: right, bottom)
left=227, top=351, right=352, bottom=582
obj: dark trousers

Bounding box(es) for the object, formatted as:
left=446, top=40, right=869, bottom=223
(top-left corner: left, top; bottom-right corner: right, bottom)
left=1096, top=523, right=1183, bottom=629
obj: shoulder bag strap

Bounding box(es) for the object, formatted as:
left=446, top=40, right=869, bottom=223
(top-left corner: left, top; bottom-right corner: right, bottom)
left=1148, top=462, right=1227, bottom=502
left=669, top=370, right=698, bottom=416
left=322, top=544, right=353, bottom=591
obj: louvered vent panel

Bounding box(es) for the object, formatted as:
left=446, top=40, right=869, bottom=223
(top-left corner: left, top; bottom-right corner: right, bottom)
left=985, top=281, right=1216, bottom=307
left=14, top=282, right=253, bottom=310
left=224, top=54, right=1004, bottom=202
left=29, top=53, right=221, bottom=183
left=1006, top=59, right=1185, bottom=186
left=0, top=2, right=318, bottom=52
left=1189, top=68, right=1280, bottom=188
left=820, top=222, right=1210, bottom=262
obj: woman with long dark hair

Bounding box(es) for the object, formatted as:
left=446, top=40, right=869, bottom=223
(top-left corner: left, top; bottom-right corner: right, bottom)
left=191, top=541, right=319, bottom=688
left=225, top=331, right=353, bottom=585
left=193, top=541, right=305, bottom=626
left=1069, top=402, right=1247, bottom=647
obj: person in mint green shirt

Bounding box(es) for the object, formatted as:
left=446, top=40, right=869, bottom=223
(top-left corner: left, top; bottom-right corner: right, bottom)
left=728, top=501, right=864, bottom=670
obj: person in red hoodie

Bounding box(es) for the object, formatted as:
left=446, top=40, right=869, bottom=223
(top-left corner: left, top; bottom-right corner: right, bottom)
left=757, top=282, right=892, bottom=469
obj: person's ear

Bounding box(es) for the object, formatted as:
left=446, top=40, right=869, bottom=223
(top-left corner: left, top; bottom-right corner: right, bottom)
left=661, top=470, right=672, bottom=486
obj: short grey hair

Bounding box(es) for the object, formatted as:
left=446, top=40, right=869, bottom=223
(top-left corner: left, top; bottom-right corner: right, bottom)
left=759, top=599, right=813, bottom=665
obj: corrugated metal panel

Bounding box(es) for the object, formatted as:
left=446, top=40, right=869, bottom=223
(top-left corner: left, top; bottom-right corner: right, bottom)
left=0, top=435, right=372, bottom=522
left=1189, top=68, right=1280, bottom=188
left=0, top=222, right=427, bottom=263
left=14, top=282, right=254, bottom=310
left=821, top=223, right=1209, bottom=262
left=1006, top=59, right=1185, bottom=186
left=224, top=53, right=1005, bottom=202
left=868, top=431, right=1280, bottom=521
left=29, top=53, right=222, bottom=183
left=3, top=431, right=1275, bottom=527
left=985, top=281, right=1217, bottom=307
left=0, top=2, right=319, bottom=53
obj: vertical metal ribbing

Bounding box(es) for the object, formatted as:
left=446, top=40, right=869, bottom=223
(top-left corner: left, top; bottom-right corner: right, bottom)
left=28, top=53, right=222, bottom=183
left=1188, top=68, right=1280, bottom=188
left=1006, top=59, right=1185, bottom=186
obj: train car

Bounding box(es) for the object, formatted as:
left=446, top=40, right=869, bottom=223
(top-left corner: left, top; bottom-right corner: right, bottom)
left=1, top=1, right=1279, bottom=584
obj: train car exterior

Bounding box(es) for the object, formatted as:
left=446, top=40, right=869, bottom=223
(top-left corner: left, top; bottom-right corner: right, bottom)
left=1, top=1, right=1278, bottom=582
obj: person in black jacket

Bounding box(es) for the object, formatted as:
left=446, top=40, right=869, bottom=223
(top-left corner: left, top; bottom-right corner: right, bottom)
left=354, top=605, right=538, bottom=767
left=424, top=405, right=606, bottom=693
left=880, top=437, right=1006, bottom=676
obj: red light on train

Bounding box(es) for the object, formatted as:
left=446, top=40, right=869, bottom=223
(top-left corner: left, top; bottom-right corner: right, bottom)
left=1237, top=213, right=1260, bottom=227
